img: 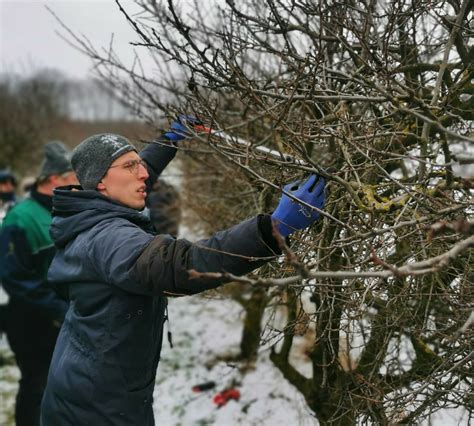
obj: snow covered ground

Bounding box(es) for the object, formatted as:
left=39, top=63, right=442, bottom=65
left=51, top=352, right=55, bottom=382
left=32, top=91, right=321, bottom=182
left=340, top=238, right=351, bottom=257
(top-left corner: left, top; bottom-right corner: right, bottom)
left=0, top=290, right=317, bottom=425
left=154, top=294, right=317, bottom=425
left=0, top=287, right=470, bottom=425
left=0, top=325, right=18, bottom=425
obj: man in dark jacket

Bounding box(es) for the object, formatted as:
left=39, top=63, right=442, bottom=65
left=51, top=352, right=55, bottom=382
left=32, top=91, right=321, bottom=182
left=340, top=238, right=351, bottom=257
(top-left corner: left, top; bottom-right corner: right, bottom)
left=0, top=168, right=17, bottom=335
left=0, top=168, right=17, bottom=225
left=147, top=178, right=181, bottom=236
left=40, top=124, right=326, bottom=425
left=0, top=142, right=78, bottom=426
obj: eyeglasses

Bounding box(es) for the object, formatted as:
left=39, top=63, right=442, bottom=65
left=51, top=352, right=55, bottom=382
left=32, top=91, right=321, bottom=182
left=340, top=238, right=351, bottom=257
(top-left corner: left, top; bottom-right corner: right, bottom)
left=109, top=159, right=148, bottom=175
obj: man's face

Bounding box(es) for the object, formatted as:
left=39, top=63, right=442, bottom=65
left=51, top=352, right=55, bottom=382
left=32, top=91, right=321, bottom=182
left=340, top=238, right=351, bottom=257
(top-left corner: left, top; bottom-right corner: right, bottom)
left=0, top=180, right=15, bottom=193
left=98, top=151, right=149, bottom=210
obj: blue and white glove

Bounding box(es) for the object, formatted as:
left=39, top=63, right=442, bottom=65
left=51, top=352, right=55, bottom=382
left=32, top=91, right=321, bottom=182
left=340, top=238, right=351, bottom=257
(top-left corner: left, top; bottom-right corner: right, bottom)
left=271, top=175, right=326, bottom=237
left=163, top=115, right=205, bottom=141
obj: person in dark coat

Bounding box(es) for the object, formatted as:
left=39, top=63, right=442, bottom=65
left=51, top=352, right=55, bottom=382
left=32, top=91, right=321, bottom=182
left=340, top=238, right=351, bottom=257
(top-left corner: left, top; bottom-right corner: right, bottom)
left=147, top=178, right=181, bottom=236
left=0, top=142, right=78, bottom=426
left=0, top=168, right=18, bottom=224
left=0, top=168, right=17, bottom=336
left=40, top=121, right=326, bottom=425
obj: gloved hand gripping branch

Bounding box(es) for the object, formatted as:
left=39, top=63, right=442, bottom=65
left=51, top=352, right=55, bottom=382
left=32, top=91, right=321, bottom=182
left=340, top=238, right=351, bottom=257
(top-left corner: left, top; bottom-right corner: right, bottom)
left=271, top=175, right=326, bottom=237
left=162, top=115, right=207, bottom=142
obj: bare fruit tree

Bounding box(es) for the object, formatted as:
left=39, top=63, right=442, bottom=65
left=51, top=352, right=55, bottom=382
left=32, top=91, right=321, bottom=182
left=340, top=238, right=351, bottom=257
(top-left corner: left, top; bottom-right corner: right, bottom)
left=59, top=0, right=473, bottom=423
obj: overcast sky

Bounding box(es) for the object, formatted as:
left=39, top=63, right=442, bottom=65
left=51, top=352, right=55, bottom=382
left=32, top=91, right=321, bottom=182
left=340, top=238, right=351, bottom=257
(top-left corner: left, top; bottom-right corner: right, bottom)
left=0, top=0, right=147, bottom=79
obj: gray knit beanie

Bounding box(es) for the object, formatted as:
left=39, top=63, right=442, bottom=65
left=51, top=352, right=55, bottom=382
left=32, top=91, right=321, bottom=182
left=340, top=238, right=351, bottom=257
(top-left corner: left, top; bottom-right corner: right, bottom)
left=39, top=141, right=73, bottom=178
left=71, top=133, right=137, bottom=190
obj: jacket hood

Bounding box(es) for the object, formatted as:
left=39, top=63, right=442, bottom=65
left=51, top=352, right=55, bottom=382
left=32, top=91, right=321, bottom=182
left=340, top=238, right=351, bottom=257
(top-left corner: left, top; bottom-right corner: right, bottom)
left=51, top=185, right=153, bottom=248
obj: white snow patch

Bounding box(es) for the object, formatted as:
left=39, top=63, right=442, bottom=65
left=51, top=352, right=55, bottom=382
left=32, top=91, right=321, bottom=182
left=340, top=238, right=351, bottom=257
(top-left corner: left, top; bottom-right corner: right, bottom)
left=153, top=295, right=318, bottom=425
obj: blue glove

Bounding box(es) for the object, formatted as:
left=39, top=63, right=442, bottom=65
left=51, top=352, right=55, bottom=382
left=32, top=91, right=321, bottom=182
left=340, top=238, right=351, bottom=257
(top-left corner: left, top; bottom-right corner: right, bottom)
left=271, top=175, right=326, bottom=237
left=163, top=115, right=204, bottom=141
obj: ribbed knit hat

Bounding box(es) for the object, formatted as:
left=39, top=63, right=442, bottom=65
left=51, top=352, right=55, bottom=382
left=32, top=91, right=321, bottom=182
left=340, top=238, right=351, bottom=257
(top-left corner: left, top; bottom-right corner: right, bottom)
left=39, top=141, right=73, bottom=178
left=71, top=133, right=136, bottom=190
left=0, top=168, right=17, bottom=185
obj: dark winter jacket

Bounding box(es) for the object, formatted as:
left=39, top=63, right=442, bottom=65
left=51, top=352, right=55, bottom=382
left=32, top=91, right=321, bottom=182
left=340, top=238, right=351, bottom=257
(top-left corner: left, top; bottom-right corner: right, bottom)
left=40, top=187, right=279, bottom=425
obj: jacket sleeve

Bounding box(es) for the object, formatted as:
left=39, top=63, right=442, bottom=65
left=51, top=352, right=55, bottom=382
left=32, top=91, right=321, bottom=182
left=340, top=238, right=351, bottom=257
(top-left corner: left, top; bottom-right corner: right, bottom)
left=0, top=224, right=68, bottom=321
left=130, top=214, right=281, bottom=296
left=140, top=138, right=178, bottom=192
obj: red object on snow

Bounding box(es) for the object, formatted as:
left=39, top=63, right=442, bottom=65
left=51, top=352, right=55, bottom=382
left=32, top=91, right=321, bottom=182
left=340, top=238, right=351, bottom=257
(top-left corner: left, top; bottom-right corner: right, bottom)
left=213, top=388, right=241, bottom=407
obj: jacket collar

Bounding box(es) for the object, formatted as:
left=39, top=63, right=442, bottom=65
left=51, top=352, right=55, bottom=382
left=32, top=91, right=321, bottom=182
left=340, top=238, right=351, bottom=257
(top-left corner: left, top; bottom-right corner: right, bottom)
left=50, top=186, right=154, bottom=248
left=31, top=185, right=53, bottom=212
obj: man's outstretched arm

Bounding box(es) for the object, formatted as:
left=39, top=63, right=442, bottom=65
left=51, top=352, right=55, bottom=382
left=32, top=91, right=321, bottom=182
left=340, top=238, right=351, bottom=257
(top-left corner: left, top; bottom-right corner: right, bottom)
left=131, top=214, right=280, bottom=296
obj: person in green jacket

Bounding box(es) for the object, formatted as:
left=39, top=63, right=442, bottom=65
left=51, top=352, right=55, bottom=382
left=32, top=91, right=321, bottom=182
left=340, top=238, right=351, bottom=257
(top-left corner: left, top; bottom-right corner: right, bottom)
left=0, top=141, right=78, bottom=426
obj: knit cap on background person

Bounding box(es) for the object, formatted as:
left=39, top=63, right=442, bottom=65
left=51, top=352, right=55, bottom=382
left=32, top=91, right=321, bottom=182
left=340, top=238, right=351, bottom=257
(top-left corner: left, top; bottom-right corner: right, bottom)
left=71, top=134, right=136, bottom=190
left=39, top=141, right=73, bottom=178
left=0, top=168, right=17, bottom=187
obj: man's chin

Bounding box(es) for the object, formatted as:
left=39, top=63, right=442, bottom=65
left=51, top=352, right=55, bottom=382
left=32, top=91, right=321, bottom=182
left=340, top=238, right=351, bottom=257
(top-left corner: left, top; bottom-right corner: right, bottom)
left=132, top=201, right=146, bottom=210
left=119, top=199, right=145, bottom=210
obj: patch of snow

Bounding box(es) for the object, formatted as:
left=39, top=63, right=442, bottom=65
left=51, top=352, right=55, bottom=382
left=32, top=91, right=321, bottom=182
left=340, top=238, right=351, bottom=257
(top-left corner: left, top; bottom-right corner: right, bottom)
left=154, top=295, right=318, bottom=425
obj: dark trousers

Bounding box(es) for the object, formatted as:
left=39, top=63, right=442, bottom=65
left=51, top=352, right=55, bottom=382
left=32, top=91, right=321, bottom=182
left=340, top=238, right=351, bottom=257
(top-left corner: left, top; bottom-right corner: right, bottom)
left=5, top=300, right=60, bottom=426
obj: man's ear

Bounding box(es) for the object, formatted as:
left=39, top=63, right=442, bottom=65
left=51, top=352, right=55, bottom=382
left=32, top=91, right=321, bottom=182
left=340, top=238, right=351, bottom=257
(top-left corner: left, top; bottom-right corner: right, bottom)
left=97, top=181, right=106, bottom=192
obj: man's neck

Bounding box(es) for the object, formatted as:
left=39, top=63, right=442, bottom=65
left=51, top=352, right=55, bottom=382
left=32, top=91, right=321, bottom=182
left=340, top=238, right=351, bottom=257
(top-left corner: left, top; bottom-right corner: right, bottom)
left=32, top=184, right=54, bottom=212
